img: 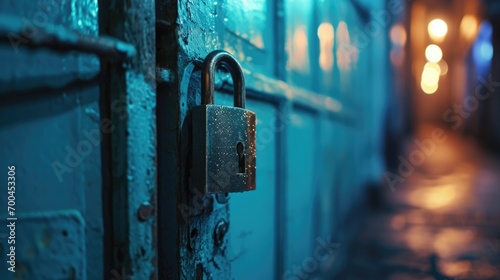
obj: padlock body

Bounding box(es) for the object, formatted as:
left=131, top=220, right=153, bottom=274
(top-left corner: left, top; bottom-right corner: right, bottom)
left=191, top=105, right=256, bottom=193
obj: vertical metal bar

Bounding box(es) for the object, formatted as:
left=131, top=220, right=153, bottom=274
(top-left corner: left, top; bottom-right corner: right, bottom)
left=274, top=1, right=288, bottom=277
left=99, top=0, right=157, bottom=279
left=273, top=0, right=286, bottom=80
left=310, top=0, right=321, bottom=93
left=273, top=2, right=286, bottom=275
left=275, top=101, right=289, bottom=280
left=312, top=111, right=323, bottom=265
left=155, top=1, right=180, bottom=279
left=100, top=62, right=113, bottom=280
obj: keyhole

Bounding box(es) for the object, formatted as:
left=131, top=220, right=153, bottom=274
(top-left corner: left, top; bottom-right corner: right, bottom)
left=236, top=142, right=245, bottom=173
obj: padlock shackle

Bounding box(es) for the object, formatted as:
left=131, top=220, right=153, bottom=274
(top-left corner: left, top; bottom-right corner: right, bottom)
left=202, top=50, right=246, bottom=108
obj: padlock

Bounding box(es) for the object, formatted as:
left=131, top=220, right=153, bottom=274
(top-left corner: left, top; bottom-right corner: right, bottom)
left=191, top=50, right=256, bottom=194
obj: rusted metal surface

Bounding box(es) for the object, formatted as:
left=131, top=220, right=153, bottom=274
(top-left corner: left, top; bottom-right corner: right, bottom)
left=0, top=211, right=86, bottom=280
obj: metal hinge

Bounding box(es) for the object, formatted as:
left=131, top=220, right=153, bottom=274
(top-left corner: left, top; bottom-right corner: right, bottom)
left=0, top=14, right=136, bottom=61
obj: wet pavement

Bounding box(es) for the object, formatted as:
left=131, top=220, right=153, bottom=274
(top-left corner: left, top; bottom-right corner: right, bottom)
left=337, top=126, right=500, bottom=280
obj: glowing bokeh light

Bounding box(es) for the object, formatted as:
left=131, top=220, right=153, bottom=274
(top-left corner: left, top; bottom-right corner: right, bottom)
left=336, top=21, right=351, bottom=71
left=472, top=21, right=493, bottom=67
left=288, top=25, right=310, bottom=73
left=317, top=22, right=334, bottom=41
left=460, top=15, right=478, bottom=41
left=424, top=62, right=441, bottom=76
left=422, top=67, right=440, bottom=86
left=438, top=60, right=448, bottom=76
left=428, top=19, right=448, bottom=42
left=425, top=44, right=443, bottom=63
left=480, top=42, right=493, bottom=61
left=390, top=49, right=405, bottom=66
left=408, top=184, right=456, bottom=209
left=421, top=61, right=440, bottom=94
left=421, top=80, right=438, bottom=94
left=317, top=22, right=335, bottom=71
left=390, top=24, right=407, bottom=47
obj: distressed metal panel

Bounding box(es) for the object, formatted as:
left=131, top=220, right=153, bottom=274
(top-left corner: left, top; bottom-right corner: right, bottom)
left=0, top=100, right=86, bottom=210
left=227, top=100, right=278, bottom=280
left=0, top=84, right=102, bottom=278
left=0, top=0, right=103, bottom=279
left=0, top=210, right=86, bottom=279
left=284, top=109, right=318, bottom=272
left=0, top=58, right=102, bottom=280
left=81, top=88, right=105, bottom=280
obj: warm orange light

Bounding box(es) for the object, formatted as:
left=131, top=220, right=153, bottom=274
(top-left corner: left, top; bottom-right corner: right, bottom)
left=421, top=61, right=440, bottom=94
left=317, top=22, right=334, bottom=42
left=336, top=21, right=351, bottom=71
left=422, top=69, right=439, bottom=86
left=421, top=81, right=438, bottom=94
left=424, top=62, right=441, bottom=76
left=408, top=184, right=456, bottom=209
left=390, top=49, right=405, bottom=66
left=428, top=19, right=448, bottom=42
left=390, top=24, right=407, bottom=47
left=288, top=25, right=310, bottom=73
left=425, top=44, right=443, bottom=63
left=317, top=22, right=335, bottom=71
left=460, top=15, right=478, bottom=41
left=438, top=60, right=448, bottom=76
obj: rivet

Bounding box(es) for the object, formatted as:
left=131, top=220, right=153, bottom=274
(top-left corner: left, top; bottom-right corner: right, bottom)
left=138, top=202, right=153, bottom=221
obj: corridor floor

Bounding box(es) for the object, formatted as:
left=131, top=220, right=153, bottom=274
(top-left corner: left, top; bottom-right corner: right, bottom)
left=338, top=127, right=500, bottom=280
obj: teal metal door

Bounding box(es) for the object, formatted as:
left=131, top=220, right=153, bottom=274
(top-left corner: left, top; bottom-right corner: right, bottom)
left=0, top=0, right=395, bottom=279
left=0, top=0, right=157, bottom=279
left=158, top=0, right=392, bottom=278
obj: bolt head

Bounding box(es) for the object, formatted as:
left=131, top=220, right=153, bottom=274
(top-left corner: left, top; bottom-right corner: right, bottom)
left=138, top=202, right=153, bottom=221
